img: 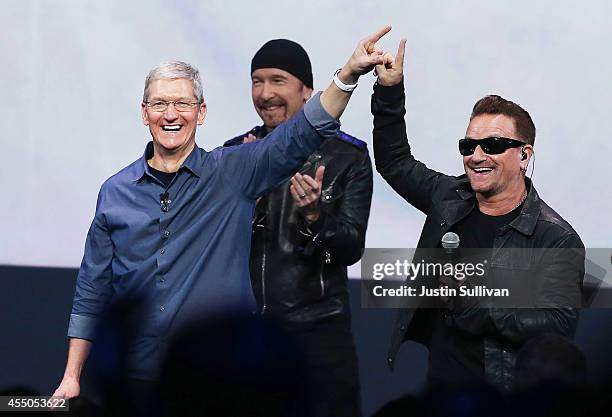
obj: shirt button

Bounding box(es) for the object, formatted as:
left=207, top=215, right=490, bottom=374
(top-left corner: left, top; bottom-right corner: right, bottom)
left=160, top=305, right=165, bottom=311
left=159, top=277, right=165, bottom=283
left=440, top=221, right=446, bottom=227
left=160, top=249, right=165, bottom=254
left=163, top=230, right=170, bottom=238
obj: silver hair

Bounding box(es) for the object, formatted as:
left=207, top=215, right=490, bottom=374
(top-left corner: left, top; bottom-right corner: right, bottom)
left=143, top=61, right=204, bottom=102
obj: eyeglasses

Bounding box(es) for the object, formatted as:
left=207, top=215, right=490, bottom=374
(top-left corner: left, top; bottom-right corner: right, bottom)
left=458, top=137, right=525, bottom=156
left=144, top=100, right=200, bottom=112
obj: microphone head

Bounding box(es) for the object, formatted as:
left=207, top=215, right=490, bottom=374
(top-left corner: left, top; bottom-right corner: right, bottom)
left=441, top=232, right=460, bottom=249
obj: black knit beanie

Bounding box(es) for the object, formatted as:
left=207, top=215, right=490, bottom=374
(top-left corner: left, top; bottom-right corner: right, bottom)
left=251, top=39, right=313, bottom=88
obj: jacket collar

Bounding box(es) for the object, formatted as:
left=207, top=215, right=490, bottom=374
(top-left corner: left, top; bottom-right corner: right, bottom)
left=508, top=177, right=540, bottom=236
left=443, top=176, right=540, bottom=236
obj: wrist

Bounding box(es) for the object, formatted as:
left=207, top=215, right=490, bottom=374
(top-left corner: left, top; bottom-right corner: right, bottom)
left=338, top=67, right=359, bottom=85
left=63, top=364, right=83, bottom=380
left=62, top=372, right=80, bottom=381
left=377, top=76, right=403, bottom=87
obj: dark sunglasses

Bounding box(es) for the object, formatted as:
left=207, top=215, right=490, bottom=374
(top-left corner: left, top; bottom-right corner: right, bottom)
left=458, top=137, right=525, bottom=156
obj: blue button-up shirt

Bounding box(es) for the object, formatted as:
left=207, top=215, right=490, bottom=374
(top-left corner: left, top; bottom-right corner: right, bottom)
left=67, top=93, right=339, bottom=379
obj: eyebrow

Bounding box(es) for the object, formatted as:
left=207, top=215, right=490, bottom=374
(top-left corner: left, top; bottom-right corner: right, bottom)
left=147, top=97, right=197, bottom=102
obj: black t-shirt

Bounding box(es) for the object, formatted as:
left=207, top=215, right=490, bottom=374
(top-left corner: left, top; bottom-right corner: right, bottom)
left=428, top=202, right=523, bottom=385
left=148, top=165, right=176, bottom=189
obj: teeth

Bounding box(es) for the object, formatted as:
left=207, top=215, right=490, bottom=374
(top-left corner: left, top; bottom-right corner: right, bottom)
left=474, top=168, right=493, bottom=172
left=162, top=125, right=181, bottom=131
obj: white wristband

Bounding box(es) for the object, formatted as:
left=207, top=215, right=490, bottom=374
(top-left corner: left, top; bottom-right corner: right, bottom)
left=333, top=68, right=358, bottom=92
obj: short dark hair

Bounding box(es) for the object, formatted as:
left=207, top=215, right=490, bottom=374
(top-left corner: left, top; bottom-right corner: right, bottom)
left=470, top=95, right=536, bottom=145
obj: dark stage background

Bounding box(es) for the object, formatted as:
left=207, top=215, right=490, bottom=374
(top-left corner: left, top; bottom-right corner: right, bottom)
left=2, top=265, right=612, bottom=415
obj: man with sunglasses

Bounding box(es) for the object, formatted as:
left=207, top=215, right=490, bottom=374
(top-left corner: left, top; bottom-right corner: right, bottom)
left=372, top=41, right=584, bottom=390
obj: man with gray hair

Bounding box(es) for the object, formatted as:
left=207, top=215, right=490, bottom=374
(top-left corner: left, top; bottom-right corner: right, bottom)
left=52, top=27, right=396, bottom=412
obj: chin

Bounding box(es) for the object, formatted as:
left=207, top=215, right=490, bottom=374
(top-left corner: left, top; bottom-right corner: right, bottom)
left=159, top=133, right=190, bottom=145
left=160, top=138, right=182, bottom=147
left=468, top=179, right=493, bottom=195
left=263, top=119, right=283, bottom=130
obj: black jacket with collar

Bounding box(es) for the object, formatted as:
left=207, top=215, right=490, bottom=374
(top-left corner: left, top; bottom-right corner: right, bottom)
left=372, top=82, right=584, bottom=390
left=224, top=126, right=373, bottom=323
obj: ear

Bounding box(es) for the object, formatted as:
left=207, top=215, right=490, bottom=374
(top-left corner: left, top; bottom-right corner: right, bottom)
left=303, top=87, right=314, bottom=103
left=522, top=144, right=533, bottom=160
left=141, top=102, right=149, bottom=125
left=520, top=144, right=533, bottom=169
left=196, top=102, right=207, bottom=125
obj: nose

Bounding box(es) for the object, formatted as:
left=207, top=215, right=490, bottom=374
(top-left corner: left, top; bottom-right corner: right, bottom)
left=162, top=103, right=179, bottom=120
left=471, top=144, right=487, bottom=162
left=260, top=81, right=276, bottom=101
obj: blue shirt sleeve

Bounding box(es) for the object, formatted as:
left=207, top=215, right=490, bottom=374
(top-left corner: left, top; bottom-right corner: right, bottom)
left=221, top=92, right=340, bottom=199
left=67, top=185, right=115, bottom=341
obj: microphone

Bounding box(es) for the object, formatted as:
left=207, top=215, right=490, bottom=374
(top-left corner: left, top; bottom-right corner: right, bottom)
left=441, top=232, right=460, bottom=256
left=441, top=232, right=463, bottom=285
left=160, top=192, right=170, bottom=212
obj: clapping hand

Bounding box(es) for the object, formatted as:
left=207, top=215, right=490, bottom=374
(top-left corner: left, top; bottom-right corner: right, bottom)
left=290, top=166, right=325, bottom=224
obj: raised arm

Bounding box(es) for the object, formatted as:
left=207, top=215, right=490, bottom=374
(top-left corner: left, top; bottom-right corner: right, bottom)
left=372, top=39, right=451, bottom=214
left=224, top=26, right=395, bottom=199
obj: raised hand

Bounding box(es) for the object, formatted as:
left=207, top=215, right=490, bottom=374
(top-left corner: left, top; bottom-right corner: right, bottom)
left=290, top=166, right=325, bottom=224
left=337, top=25, right=394, bottom=84
left=375, top=38, right=406, bottom=87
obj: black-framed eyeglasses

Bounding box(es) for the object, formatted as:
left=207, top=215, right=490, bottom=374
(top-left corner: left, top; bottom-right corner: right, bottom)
left=144, top=100, right=200, bottom=112
left=458, top=137, right=525, bottom=156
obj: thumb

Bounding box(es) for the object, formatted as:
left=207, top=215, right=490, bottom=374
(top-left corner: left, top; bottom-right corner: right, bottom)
left=315, top=165, right=325, bottom=185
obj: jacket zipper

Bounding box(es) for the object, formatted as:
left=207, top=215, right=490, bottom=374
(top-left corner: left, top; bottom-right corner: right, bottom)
left=320, top=251, right=331, bottom=297
left=261, top=240, right=267, bottom=314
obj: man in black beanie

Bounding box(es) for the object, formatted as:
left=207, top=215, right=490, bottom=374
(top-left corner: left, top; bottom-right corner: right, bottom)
left=224, top=39, right=373, bottom=416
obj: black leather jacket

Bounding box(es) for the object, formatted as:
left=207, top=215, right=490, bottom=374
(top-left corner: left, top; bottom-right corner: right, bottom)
left=224, top=127, right=373, bottom=323
left=372, top=82, right=584, bottom=390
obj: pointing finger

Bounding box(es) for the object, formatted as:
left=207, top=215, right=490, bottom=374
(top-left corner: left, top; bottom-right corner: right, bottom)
left=396, top=38, right=407, bottom=67
left=365, top=25, right=392, bottom=45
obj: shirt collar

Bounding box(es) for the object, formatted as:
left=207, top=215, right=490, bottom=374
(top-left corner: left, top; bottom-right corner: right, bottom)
left=131, top=141, right=203, bottom=182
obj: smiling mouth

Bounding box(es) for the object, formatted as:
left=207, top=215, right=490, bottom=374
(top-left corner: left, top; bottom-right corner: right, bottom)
left=162, top=125, right=182, bottom=132
left=260, top=103, right=284, bottom=112
left=471, top=167, right=494, bottom=174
